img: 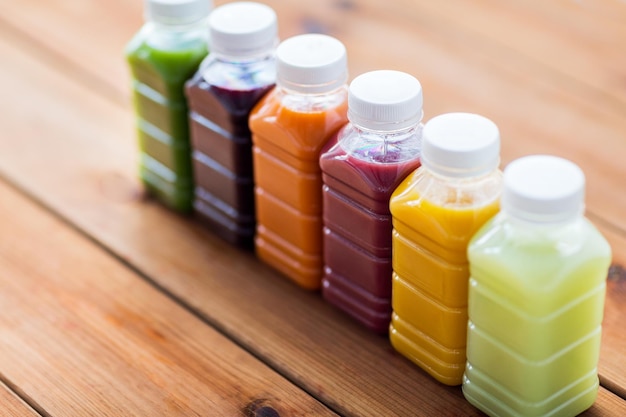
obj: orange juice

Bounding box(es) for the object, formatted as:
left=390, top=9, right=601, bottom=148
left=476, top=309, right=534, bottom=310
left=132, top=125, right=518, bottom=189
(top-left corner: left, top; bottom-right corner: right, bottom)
left=389, top=113, right=502, bottom=385
left=249, top=34, right=348, bottom=289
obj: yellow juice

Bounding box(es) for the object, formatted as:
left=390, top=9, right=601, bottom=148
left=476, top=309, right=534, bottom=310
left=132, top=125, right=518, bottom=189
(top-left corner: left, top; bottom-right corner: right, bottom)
left=389, top=168, right=500, bottom=385
left=463, top=215, right=611, bottom=416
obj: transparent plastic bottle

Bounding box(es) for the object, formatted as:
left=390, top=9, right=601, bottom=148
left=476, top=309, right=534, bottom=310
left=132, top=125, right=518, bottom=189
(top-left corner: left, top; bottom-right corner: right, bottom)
left=319, top=70, right=423, bottom=333
left=463, top=155, right=612, bottom=416
left=389, top=112, right=503, bottom=385
left=249, top=34, right=349, bottom=290
left=126, top=0, right=212, bottom=212
left=185, top=2, right=277, bottom=247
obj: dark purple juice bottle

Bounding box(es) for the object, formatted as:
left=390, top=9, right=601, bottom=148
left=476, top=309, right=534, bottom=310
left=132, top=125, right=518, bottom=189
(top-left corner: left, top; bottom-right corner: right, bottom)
left=184, top=1, right=277, bottom=247
left=319, top=70, right=424, bottom=333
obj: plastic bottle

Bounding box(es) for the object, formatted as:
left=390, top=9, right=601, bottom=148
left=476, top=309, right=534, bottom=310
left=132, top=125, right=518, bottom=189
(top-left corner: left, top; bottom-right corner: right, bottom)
left=249, top=34, right=349, bottom=290
left=126, top=0, right=211, bottom=212
left=319, top=70, right=423, bottom=333
left=389, top=112, right=502, bottom=385
left=185, top=2, right=277, bottom=247
left=463, top=155, right=611, bottom=416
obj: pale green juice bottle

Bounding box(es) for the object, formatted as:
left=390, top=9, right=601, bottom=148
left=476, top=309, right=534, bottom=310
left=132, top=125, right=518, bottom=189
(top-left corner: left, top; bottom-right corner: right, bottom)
left=463, top=155, right=611, bottom=417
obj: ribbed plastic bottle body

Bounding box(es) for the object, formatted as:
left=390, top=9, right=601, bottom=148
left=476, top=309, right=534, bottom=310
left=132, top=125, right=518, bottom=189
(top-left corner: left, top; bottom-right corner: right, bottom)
left=126, top=19, right=208, bottom=212
left=321, top=123, right=422, bottom=333
left=463, top=214, right=611, bottom=416
left=186, top=54, right=275, bottom=247
left=250, top=86, right=348, bottom=289
left=389, top=167, right=502, bottom=385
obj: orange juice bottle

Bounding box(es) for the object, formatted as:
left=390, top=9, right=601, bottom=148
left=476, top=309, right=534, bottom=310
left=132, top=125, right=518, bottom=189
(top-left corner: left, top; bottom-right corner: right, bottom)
left=464, top=155, right=611, bottom=417
left=249, top=34, right=349, bottom=289
left=389, top=112, right=502, bottom=385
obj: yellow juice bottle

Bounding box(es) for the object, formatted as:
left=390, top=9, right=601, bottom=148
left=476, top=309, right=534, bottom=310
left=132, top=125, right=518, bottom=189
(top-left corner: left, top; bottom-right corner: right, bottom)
left=389, top=113, right=502, bottom=385
left=463, top=155, right=612, bottom=417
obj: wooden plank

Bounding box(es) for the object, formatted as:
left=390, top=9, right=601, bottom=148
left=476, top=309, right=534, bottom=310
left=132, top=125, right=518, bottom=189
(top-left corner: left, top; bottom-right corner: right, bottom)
left=386, top=0, right=626, bottom=109
left=1, top=0, right=625, bottom=233
left=318, top=0, right=626, bottom=234
left=593, top=388, right=626, bottom=415
left=0, top=381, right=40, bottom=417
left=597, top=223, right=626, bottom=400
left=0, top=181, right=335, bottom=416
left=5, top=0, right=626, bottom=103
left=0, top=14, right=624, bottom=417
left=0, top=0, right=140, bottom=104
left=0, top=31, right=477, bottom=417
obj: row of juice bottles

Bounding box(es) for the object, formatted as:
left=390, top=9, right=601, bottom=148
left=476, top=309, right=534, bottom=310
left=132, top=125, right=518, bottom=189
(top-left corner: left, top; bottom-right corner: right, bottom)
left=125, top=1, right=612, bottom=416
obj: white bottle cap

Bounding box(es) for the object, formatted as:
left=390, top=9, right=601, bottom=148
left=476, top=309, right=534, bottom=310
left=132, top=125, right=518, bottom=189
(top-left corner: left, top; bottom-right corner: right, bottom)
left=421, top=112, right=500, bottom=178
left=276, top=34, right=348, bottom=94
left=347, top=70, right=423, bottom=131
left=502, top=155, right=585, bottom=223
left=209, top=2, right=277, bottom=58
left=145, top=0, right=212, bottom=25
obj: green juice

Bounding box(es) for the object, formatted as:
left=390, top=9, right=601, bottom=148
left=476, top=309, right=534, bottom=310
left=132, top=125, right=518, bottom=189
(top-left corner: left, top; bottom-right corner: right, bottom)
left=126, top=25, right=208, bottom=212
left=464, top=214, right=611, bottom=417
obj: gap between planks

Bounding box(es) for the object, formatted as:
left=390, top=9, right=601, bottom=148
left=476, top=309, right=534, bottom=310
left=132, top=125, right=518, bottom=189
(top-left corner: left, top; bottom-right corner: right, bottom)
left=0, top=2, right=625, bottom=415
left=0, top=0, right=624, bottom=236
left=0, top=378, right=44, bottom=417
left=0, top=177, right=337, bottom=416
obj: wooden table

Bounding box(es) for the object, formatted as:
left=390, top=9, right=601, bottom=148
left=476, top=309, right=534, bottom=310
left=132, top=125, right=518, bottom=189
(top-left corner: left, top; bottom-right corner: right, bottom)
left=0, top=0, right=624, bottom=415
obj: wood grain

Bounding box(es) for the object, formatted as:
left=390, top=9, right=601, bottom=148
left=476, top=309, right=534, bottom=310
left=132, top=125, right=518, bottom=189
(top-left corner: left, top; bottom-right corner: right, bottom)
left=0, top=0, right=626, bottom=416
left=303, top=0, right=626, bottom=234
left=593, top=388, right=626, bottom=416
left=0, top=181, right=336, bottom=416
left=0, top=381, right=40, bottom=417
left=598, top=223, right=626, bottom=400
left=1, top=0, right=625, bottom=233
left=0, top=11, right=624, bottom=417
left=0, top=32, right=478, bottom=416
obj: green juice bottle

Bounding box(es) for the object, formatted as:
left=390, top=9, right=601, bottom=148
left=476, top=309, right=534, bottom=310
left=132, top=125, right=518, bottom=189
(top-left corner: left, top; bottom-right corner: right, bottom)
left=126, top=0, right=211, bottom=212
left=464, top=155, right=612, bottom=417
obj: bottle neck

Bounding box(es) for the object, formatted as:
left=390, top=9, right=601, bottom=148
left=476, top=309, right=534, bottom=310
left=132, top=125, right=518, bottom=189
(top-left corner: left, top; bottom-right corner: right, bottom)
left=353, top=123, right=421, bottom=140
left=209, top=50, right=275, bottom=66
left=201, top=53, right=276, bottom=90
left=144, top=18, right=208, bottom=50
left=424, top=165, right=501, bottom=182
left=499, top=211, right=586, bottom=248
left=340, top=123, right=423, bottom=163
left=408, top=164, right=502, bottom=209
left=503, top=207, right=584, bottom=229
left=277, top=85, right=348, bottom=112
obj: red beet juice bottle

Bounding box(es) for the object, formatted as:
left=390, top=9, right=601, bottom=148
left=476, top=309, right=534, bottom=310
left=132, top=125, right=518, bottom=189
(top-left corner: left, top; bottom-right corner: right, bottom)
left=185, top=2, right=277, bottom=247
left=319, top=70, right=424, bottom=333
